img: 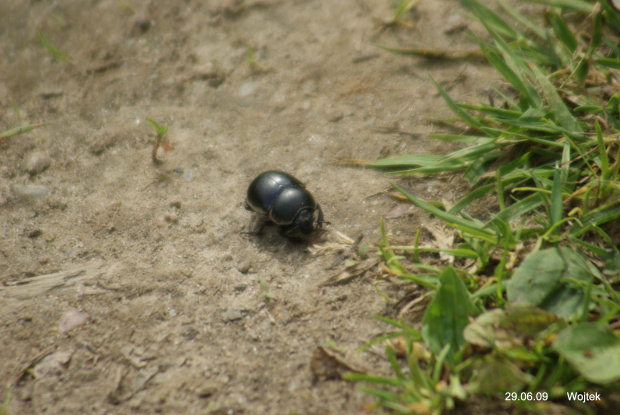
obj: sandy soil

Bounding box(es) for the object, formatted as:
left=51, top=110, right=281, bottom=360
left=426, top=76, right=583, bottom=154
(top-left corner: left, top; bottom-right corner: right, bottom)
left=1, top=1, right=499, bottom=414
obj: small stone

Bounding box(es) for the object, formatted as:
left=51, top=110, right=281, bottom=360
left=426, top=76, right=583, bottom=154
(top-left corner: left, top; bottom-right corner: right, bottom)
left=133, top=19, right=151, bottom=34
left=328, top=112, right=344, bottom=123
left=163, top=212, right=178, bottom=223
left=11, top=184, right=48, bottom=199
left=26, top=152, right=52, bottom=175
left=58, top=310, right=89, bottom=333
left=237, top=261, right=253, bottom=273
left=33, top=350, right=73, bottom=378
left=197, top=385, right=217, bottom=398
left=181, top=212, right=203, bottom=229
left=222, top=309, right=244, bottom=322
left=181, top=326, right=199, bottom=340
left=239, top=81, right=259, bottom=97
left=28, top=229, right=43, bottom=238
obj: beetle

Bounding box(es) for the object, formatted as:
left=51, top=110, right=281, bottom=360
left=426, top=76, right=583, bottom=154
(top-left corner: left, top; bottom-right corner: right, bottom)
left=245, top=170, right=328, bottom=238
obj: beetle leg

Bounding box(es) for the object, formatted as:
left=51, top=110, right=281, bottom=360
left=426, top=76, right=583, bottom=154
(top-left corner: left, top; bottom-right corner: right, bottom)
left=245, top=214, right=269, bottom=234
left=315, top=204, right=330, bottom=227
left=279, top=225, right=306, bottom=243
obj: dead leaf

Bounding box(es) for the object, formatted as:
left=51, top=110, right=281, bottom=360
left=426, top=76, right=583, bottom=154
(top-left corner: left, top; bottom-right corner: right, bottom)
left=383, top=204, right=413, bottom=219
left=310, top=346, right=364, bottom=381
left=320, top=258, right=378, bottom=286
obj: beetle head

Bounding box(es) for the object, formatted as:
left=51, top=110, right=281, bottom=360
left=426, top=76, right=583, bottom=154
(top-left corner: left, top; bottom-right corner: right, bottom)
left=294, top=209, right=315, bottom=234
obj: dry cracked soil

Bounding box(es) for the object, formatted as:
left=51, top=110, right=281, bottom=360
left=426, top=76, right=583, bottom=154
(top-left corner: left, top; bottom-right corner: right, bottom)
left=1, top=1, right=501, bottom=414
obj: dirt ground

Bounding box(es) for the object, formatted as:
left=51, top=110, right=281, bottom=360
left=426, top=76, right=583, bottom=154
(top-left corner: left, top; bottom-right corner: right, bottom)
left=1, top=1, right=500, bottom=414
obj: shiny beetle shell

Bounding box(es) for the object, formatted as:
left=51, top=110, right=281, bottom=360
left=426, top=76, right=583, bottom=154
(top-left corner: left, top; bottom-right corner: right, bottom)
left=245, top=170, right=326, bottom=236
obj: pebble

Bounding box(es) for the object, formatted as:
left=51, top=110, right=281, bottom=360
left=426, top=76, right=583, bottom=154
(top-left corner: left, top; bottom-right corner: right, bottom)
left=237, top=261, right=253, bottom=274
left=183, top=168, right=194, bottom=182
left=58, top=309, right=89, bottom=333
left=33, top=350, right=73, bottom=378
left=26, top=152, right=51, bottom=175
left=181, top=326, right=199, bottom=340
left=221, top=309, right=244, bottom=322
left=28, top=229, right=43, bottom=238
left=11, top=184, right=48, bottom=199
left=197, top=386, right=217, bottom=399
left=239, top=81, right=259, bottom=97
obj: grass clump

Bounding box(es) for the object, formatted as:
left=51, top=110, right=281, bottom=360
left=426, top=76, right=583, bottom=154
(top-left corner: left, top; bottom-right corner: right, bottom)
left=350, top=0, right=620, bottom=413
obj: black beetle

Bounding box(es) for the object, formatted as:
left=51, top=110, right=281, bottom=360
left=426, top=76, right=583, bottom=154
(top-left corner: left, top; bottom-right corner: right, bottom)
left=245, top=170, right=328, bottom=237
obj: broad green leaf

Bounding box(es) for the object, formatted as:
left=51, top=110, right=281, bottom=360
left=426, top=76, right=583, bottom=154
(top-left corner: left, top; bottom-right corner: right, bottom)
left=466, top=355, right=535, bottom=395
left=552, top=323, right=620, bottom=383
left=507, top=247, right=595, bottom=318
left=422, top=267, right=475, bottom=366
left=464, top=305, right=564, bottom=349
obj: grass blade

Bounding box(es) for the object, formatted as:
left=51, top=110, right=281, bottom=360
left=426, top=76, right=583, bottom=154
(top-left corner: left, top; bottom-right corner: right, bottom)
left=37, top=28, right=72, bottom=64
left=0, top=123, right=48, bottom=139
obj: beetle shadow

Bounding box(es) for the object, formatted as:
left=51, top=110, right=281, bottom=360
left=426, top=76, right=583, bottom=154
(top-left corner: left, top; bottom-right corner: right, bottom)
left=241, top=217, right=321, bottom=256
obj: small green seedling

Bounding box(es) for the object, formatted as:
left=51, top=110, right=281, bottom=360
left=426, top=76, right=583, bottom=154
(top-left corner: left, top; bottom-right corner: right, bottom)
left=259, top=278, right=276, bottom=302
left=246, top=45, right=269, bottom=73
left=0, top=392, right=10, bottom=415
left=146, top=118, right=173, bottom=164
left=376, top=0, right=420, bottom=31
left=359, top=243, right=368, bottom=259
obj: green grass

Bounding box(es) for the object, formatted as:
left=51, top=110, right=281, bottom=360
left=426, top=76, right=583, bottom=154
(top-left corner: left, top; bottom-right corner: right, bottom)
left=37, top=28, right=72, bottom=64
left=349, top=0, right=620, bottom=413
left=0, top=123, right=47, bottom=141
